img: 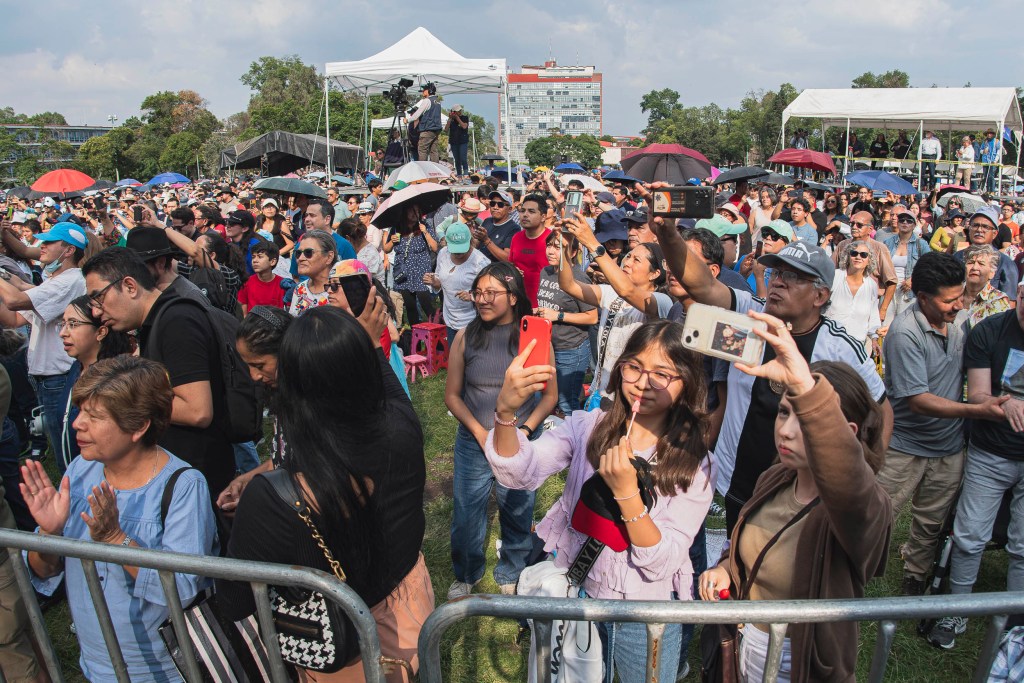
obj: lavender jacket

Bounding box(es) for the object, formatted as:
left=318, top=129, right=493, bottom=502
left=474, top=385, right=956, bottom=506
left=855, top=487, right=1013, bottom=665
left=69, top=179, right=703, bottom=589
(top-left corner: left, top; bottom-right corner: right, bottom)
left=485, top=409, right=715, bottom=600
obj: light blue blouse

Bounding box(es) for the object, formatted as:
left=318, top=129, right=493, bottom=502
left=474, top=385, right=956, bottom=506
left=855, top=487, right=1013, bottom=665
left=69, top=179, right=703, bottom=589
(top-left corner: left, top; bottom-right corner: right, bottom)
left=27, top=451, right=217, bottom=682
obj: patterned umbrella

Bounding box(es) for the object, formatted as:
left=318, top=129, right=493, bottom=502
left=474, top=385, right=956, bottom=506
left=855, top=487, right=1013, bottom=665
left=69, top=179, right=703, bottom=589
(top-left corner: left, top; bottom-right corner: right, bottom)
left=384, top=161, right=453, bottom=190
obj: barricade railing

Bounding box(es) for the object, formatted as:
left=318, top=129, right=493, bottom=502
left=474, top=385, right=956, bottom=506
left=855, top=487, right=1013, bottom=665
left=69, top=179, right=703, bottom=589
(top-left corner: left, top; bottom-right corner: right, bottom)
left=0, top=528, right=386, bottom=683
left=418, top=591, right=1024, bottom=683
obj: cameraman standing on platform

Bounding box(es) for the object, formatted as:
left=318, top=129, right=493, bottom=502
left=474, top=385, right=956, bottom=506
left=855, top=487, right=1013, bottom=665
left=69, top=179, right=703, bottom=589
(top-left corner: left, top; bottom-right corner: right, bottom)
left=408, top=82, right=443, bottom=162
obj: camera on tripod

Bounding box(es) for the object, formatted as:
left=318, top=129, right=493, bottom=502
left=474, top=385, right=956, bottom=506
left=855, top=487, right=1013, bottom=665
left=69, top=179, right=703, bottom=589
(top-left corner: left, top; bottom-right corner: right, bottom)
left=383, top=78, right=415, bottom=109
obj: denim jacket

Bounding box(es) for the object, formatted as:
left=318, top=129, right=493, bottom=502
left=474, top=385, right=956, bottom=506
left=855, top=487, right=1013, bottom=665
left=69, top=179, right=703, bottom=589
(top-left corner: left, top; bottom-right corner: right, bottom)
left=882, top=234, right=931, bottom=282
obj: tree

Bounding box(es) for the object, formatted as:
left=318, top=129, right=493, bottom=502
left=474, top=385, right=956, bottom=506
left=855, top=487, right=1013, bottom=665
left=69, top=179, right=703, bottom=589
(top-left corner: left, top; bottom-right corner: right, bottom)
left=640, top=88, right=681, bottom=137
left=241, top=55, right=324, bottom=136
left=159, top=132, right=203, bottom=175
left=25, top=112, right=67, bottom=126
left=76, top=135, right=118, bottom=178
left=738, top=83, right=801, bottom=163
left=524, top=134, right=603, bottom=169
left=851, top=70, right=910, bottom=89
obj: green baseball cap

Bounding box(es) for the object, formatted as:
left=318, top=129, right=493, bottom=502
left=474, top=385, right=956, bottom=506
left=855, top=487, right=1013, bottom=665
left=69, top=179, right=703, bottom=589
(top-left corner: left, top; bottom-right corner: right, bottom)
left=445, top=221, right=473, bottom=254
left=695, top=214, right=746, bottom=238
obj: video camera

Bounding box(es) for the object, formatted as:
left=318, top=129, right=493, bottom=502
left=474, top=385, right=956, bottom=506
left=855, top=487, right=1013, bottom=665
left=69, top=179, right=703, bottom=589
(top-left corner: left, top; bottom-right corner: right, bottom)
left=383, top=78, right=415, bottom=109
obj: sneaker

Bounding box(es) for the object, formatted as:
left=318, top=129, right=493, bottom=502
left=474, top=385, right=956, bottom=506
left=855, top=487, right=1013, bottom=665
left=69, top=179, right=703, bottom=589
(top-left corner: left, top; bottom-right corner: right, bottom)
left=900, top=575, right=925, bottom=596
left=29, top=447, right=43, bottom=461
left=926, top=616, right=967, bottom=649
left=708, top=501, right=725, bottom=518
left=676, top=660, right=690, bottom=681
left=495, top=539, right=502, bottom=559
left=499, top=583, right=516, bottom=596
left=447, top=581, right=477, bottom=600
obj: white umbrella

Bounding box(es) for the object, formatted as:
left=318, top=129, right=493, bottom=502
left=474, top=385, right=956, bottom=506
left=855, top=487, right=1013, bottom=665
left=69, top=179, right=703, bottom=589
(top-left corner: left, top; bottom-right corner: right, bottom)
left=937, top=192, right=987, bottom=214
left=557, top=174, right=605, bottom=192
left=384, top=161, right=453, bottom=190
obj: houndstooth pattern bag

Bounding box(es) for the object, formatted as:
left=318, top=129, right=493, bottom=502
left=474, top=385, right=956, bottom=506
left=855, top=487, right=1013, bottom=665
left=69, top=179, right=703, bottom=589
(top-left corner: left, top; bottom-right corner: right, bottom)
left=263, top=470, right=361, bottom=673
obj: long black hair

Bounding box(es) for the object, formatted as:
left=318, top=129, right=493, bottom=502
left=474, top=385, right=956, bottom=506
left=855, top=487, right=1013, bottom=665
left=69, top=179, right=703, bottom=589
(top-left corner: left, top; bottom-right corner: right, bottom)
left=464, top=261, right=532, bottom=355
left=203, top=231, right=249, bottom=283
left=275, top=306, right=389, bottom=596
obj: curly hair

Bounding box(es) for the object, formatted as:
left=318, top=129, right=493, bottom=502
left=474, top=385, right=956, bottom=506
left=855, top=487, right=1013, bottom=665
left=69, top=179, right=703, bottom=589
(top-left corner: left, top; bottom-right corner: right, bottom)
left=837, top=240, right=878, bottom=277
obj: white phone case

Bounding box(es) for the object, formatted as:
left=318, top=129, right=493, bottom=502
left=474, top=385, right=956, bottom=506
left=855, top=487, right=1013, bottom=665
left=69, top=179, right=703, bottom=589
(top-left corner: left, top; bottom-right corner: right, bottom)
left=681, top=303, right=767, bottom=366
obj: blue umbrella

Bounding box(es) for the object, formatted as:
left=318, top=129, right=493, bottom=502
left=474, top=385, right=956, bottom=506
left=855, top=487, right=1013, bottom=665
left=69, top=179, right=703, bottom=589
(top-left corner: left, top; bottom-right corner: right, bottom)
left=116, top=178, right=141, bottom=186
left=845, top=170, right=916, bottom=196
left=554, top=162, right=585, bottom=173
left=490, top=165, right=531, bottom=180
left=331, top=174, right=354, bottom=186
left=602, top=169, right=642, bottom=185
left=148, top=172, right=191, bottom=185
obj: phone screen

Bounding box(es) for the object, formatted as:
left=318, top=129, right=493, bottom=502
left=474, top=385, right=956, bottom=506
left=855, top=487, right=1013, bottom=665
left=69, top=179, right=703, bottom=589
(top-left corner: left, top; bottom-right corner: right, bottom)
left=564, top=191, right=583, bottom=218
left=5, top=206, right=13, bottom=220
left=339, top=276, right=372, bottom=317
left=132, top=206, right=143, bottom=223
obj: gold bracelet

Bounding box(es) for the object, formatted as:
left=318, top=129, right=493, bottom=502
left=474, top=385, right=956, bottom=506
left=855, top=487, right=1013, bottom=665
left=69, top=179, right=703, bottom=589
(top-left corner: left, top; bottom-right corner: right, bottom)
left=621, top=505, right=649, bottom=523
left=613, top=489, right=640, bottom=501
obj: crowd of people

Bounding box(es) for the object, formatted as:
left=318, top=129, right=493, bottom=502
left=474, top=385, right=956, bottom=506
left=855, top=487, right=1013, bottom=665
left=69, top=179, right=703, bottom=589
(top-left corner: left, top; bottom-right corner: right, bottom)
left=0, top=153, right=1022, bottom=683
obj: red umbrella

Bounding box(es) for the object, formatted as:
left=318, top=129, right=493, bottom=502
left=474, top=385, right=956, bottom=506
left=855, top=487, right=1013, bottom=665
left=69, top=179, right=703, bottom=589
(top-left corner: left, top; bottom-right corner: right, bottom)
left=766, top=149, right=836, bottom=175
left=31, top=168, right=96, bottom=194
left=621, top=143, right=713, bottom=184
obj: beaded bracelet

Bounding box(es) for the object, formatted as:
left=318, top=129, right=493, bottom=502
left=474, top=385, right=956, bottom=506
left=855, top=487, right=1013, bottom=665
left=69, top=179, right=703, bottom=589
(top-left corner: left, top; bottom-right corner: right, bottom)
left=621, top=505, right=649, bottom=523
left=493, top=412, right=517, bottom=428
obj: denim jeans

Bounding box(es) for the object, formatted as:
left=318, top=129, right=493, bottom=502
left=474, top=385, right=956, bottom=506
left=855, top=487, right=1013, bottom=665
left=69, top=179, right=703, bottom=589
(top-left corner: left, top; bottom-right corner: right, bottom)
left=554, top=340, right=591, bottom=414
left=679, top=522, right=708, bottom=664
left=0, top=417, right=32, bottom=531
left=982, top=164, right=999, bottom=192
left=232, top=442, right=261, bottom=474
left=922, top=160, right=937, bottom=189
left=451, top=142, right=469, bottom=176
left=949, top=444, right=1024, bottom=594
left=451, top=427, right=536, bottom=586
left=598, top=610, right=682, bottom=683
left=29, top=368, right=76, bottom=472
left=447, top=326, right=460, bottom=350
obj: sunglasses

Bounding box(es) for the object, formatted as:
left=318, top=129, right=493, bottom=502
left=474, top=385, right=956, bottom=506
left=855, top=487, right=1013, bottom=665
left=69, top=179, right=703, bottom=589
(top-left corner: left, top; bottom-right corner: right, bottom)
left=897, top=215, right=916, bottom=223
left=851, top=221, right=872, bottom=229
left=849, top=250, right=870, bottom=259
left=761, top=229, right=784, bottom=241
left=324, top=282, right=342, bottom=292
left=296, top=248, right=323, bottom=259
left=489, top=201, right=507, bottom=208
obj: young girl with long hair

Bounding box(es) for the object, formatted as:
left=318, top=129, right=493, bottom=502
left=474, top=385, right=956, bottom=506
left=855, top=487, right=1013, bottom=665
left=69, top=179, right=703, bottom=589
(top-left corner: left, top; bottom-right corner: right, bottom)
left=487, top=319, right=713, bottom=683
left=444, top=261, right=558, bottom=599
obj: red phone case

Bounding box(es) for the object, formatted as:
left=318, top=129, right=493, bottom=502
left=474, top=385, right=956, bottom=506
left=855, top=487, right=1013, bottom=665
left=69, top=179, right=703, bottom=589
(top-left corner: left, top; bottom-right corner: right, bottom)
left=519, top=316, right=552, bottom=369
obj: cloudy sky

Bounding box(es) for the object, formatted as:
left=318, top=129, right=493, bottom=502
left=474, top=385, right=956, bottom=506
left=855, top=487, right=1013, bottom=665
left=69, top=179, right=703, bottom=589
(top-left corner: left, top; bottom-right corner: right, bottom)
left=4, top=0, right=1022, bottom=138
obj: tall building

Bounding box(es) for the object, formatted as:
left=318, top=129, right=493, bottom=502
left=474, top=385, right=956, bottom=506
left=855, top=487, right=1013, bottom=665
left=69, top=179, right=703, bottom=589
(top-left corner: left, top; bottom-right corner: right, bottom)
left=500, top=60, right=603, bottom=163
left=1, top=124, right=113, bottom=166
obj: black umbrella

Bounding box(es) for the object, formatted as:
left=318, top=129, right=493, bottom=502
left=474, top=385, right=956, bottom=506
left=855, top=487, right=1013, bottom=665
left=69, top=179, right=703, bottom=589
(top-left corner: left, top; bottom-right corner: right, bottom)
left=5, top=186, right=31, bottom=199
left=371, top=183, right=453, bottom=230
left=620, top=144, right=713, bottom=184
left=253, top=176, right=327, bottom=199
left=84, top=179, right=117, bottom=192
left=759, top=172, right=796, bottom=186
left=712, top=166, right=769, bottom=186
left=480, top=154, right=506, bottom=161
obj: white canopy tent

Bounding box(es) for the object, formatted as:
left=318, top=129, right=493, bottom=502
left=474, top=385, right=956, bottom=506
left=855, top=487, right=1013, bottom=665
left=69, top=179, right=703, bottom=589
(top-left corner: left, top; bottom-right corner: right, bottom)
left=782, top=88, right=1024, bottom=191
left=324, top=27, right=508, bottom=173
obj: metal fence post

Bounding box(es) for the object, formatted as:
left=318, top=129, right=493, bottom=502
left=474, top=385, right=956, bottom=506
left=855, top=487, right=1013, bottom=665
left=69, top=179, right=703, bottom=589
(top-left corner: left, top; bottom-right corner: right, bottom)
left=762, top=622, right=788, bottom=683
left=972, top=614, right=1008, bottom=683
left=8, top=552, right=64, bottom=683
left=252, top=582, right=293, bottom=683
left=80, top=559, right=130, bottom=683
left=645, top=621, right=665, bottom=683
left=157, top=569, right=204, bottom=683
left=532, top=619, right=552, bottom=683
left=867, top=619, right=897, bottom=683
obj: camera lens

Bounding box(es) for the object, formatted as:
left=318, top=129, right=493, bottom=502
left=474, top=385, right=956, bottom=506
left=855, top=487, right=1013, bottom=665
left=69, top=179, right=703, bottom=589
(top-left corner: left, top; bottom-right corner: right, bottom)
left=692, top=330, right=700, bottom=338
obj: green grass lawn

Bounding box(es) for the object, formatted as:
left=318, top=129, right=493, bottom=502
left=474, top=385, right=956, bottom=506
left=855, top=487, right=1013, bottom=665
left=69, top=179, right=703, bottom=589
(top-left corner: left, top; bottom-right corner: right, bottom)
left=39, top=369, right=1012, bottom=681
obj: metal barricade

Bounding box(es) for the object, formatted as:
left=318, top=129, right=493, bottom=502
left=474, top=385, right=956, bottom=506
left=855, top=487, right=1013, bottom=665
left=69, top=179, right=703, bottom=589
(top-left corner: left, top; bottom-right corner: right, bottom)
left=418, top=592, right=1024, bottom=683
left=0, top=528, right=386, bottom=683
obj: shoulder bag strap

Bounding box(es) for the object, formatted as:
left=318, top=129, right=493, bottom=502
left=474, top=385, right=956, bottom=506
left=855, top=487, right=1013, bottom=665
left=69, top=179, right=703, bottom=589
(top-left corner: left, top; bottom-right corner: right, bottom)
left=737, top=497, right=820, bottom=600
left=261, top=469, right=348, bottom=583
left=593, top=296, right=626, bottom=388
left=160, top=467, right=193, bottom=528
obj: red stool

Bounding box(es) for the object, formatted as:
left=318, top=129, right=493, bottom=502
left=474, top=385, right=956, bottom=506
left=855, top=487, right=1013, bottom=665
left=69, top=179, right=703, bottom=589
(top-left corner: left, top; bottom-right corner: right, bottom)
left=404, top=354, right=430, bottom=383
left=411, top=322, right=449, bottom=374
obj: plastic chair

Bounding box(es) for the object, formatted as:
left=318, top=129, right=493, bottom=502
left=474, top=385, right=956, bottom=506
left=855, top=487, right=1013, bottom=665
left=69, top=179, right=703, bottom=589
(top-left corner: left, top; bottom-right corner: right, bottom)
left=404, top=354, right=430, bottom=383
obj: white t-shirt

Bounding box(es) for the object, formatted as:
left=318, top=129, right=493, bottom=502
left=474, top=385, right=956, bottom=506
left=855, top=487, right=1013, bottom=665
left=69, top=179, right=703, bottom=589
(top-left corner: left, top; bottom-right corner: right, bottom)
left=594, top=284, right=673, bottom=397
left=713, top=288, right=886, bottom=499
left=433, top=248, right=490, bottom=330
left=24, top=268, right=86, bottom=376
left=827, top=271, right=881, bottom=345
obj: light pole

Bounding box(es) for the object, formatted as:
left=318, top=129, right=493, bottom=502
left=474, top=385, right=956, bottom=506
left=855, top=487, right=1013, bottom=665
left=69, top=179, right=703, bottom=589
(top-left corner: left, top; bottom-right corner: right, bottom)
left=107, top=114, right=117, bottom=127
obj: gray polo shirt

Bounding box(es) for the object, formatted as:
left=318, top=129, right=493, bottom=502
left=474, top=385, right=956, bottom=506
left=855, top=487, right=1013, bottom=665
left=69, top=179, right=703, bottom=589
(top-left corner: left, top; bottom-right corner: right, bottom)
left=883, top=303, right=969, bottom=457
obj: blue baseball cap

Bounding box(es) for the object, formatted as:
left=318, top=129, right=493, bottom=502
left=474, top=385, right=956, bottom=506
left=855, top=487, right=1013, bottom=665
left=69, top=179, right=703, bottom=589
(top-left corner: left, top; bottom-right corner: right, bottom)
left=594, top=210, right=628, bottom=243
left=36, top=222, right=87, bottom=249
left=686, top=178, right=702, bottom=186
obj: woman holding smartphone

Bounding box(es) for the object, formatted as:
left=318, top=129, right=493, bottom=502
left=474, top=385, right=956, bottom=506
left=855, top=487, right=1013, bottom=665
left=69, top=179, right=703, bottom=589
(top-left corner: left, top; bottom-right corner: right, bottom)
left=444, top=262, right=557, bottom=600
left=487, top=319, right=713, bottom=683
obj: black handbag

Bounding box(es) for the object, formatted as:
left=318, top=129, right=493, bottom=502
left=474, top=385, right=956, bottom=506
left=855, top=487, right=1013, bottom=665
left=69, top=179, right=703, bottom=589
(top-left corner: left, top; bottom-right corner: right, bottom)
left=261, top=469, right=361, bottom=673
left=700, top=498, right=820, bottom=683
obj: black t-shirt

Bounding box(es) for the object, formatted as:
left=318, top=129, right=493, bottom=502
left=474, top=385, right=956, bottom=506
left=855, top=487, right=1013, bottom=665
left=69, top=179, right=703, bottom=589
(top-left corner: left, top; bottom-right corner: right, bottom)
left=964, top=310, right=1024, bottom=458
left=479, top=217, right=520, bottom=262
left=138, top=290, right=233, bottom=496
left=217, top=349, right=426, bottom=617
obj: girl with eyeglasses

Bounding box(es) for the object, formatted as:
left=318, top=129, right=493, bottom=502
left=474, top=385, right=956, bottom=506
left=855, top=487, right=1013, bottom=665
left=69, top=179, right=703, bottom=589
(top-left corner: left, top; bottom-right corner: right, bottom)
left=487, top=319, right=712, bottom=683
left=828, top=241, right=882, bottom=356
left=444, top=262, right=557, bottom=601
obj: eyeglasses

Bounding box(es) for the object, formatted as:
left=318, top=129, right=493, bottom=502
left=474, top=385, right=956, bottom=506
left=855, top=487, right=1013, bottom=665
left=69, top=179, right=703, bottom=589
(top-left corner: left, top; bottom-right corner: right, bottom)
left=88, top=277, right=125, bottom=308
left=618, top=361, right=682, bottom=391
left=761, top=229, right=784, bottom=241
left=56, top=318, right=96, bottom=332
left=296, top=248, right=323, bottom=259
left=489, top=201, right=507, bottom=208
left=769, top=269, right=816, bottom=285
left=970, top=222, right=996, bottom=231
left=471, top=289, right=509, bottom=303
left=848, top=250, right=870, bottom=259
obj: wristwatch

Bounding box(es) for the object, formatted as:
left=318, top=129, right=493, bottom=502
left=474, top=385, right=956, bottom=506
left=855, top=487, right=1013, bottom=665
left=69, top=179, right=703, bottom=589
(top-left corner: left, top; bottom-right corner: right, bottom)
left=557, top=311, right=565, bottom=323
left=592, top=245, right=607, bottom=258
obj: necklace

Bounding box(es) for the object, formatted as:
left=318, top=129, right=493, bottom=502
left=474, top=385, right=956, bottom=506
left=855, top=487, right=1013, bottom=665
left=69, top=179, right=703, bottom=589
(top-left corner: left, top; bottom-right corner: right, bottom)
left=104, top=449, right=161, bottom=491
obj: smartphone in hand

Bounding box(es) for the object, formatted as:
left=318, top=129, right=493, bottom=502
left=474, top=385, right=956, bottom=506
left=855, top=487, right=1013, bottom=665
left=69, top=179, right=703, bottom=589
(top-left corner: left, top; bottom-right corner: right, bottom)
left=518, top=315, right=552, bottom=388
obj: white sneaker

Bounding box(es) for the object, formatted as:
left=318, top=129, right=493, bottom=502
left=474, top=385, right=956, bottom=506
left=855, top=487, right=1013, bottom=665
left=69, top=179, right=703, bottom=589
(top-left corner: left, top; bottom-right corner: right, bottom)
left=447, top=581, right=477, bottom=600
left=499, top=583, right=517, bottom=595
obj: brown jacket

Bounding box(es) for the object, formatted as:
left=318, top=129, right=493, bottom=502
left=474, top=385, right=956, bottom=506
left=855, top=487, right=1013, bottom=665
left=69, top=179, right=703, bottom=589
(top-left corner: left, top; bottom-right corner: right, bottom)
left=720, top=375, right=892, bottom=682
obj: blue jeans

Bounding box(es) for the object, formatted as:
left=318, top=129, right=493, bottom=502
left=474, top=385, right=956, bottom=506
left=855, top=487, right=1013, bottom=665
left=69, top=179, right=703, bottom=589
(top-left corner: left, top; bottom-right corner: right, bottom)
left=0, top=417, right=32, bottom=531
left=679, top=522, right=708, bottom=667
left=451, top=142, right=469, bottom=176
left=451, top=427, right=536, bottom=586
left=554, top=340, right=591, bottom=414
left=983, top=164, right=999, bottom=192
left=598, top=611, right=682, bottom=683
left=232, top=442, right=261, bottom=474
left=30, top=369, right=76, bottom=472
left=922, top=160, right=937, bottom=189
left=447, top=326, right=460, bottom=350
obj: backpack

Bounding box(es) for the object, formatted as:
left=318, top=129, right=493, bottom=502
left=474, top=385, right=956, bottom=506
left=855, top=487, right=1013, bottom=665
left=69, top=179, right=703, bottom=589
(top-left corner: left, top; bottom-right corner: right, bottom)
left=149, top=296, right=262, bottom=444
left=188, top=265, right=232, bottom=312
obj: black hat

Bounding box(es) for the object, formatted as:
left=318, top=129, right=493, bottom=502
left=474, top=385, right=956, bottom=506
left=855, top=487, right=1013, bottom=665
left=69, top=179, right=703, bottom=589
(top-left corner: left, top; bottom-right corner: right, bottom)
left=623, top=206, right=649, bottom=225
left=125, top=227, right=183, bottom=262
left=226, top=210, right=255, bottom=230
left=217, top=184, right=234, bottom=196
